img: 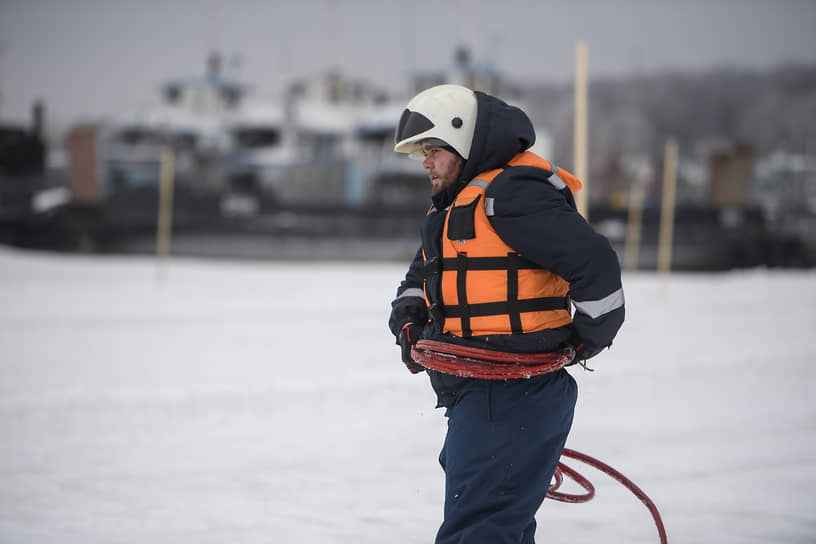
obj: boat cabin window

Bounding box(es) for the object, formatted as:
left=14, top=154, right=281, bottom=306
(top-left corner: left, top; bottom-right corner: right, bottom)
left=232, top=128, right=281, bottom=148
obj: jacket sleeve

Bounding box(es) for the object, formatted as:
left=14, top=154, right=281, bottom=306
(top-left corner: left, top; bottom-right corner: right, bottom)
left=388, top=247, right=429, bottom=337
left=487, top=168, right=624, bottom=354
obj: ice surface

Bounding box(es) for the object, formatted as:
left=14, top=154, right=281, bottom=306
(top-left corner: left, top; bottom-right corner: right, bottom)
left=1, top=247, right=814, bottom=543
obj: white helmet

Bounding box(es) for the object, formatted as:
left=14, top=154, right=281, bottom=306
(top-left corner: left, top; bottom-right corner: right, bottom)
left=394, top=84, right=478, bottom=159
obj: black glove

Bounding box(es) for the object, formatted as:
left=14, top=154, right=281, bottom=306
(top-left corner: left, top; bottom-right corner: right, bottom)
left=397, top=323, right=425, bottom=374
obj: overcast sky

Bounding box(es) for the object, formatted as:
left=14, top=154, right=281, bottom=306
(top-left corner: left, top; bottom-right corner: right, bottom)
left=1, top=0, right=815, bottom=134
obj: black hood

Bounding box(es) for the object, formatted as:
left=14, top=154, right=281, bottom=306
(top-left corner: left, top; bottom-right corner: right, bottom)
left=431, top=91, right=536, bottom=209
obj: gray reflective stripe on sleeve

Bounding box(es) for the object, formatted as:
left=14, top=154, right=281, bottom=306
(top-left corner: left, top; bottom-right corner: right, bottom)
left=468, top=179, right=490, bottom=190
left=485, top=197, right=495, bottom=216
left=394, top=288, right=425, bottom=301
left=572, top=288, right=625, bottom=319
left=549, top=165, right=567, bottom=190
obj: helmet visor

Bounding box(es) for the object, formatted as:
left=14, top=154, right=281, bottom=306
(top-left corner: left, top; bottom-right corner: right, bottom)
left=395, top=109, right=434, bottom=147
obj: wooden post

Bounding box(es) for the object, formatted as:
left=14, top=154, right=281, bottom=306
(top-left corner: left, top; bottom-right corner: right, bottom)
left=657, top=138, right=678, bottom=277
left=573, top=40, right=589, bottom=220
left=624, top=176, right=645, bottom=273
left=156, top=147, right=175, bottom=283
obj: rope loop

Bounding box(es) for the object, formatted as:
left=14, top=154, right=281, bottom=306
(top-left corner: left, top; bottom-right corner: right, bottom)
left=550, top=448, right=668, bottom=544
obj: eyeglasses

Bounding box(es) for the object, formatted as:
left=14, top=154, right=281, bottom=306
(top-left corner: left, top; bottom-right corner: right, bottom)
left=408, top=146, right=450, bottom=161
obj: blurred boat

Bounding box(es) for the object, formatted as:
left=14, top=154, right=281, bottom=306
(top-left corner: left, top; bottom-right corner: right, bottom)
left=94, top=54, right=429, bottom=220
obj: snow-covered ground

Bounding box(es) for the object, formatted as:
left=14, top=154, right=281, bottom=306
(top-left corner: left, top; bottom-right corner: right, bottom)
left=1, top=246, right=814, bottom=543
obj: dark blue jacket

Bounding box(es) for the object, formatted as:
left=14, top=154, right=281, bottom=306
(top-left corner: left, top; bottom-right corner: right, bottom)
left=389, top=91, right=624, bottom=406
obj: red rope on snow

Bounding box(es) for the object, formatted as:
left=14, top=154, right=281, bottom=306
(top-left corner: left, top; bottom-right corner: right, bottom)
left=410, top=340, right=668, bottom=543
left=551, top=449, right=668, bottom=544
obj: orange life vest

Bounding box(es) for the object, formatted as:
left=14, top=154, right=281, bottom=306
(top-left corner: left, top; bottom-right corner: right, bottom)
left=429, top=152, right=582, bottom=338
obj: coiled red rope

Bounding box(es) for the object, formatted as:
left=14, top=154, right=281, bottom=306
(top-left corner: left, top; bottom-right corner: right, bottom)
left=411, top=339, right=575, bottom=379
left=411, top=339, right=668, bottom=543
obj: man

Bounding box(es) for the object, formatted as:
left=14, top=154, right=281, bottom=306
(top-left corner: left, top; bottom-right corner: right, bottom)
left=388, top=84, right=625, bottom=543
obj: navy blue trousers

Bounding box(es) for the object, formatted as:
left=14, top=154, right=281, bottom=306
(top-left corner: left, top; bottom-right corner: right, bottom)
left=435, top=369, right=577, bottom=544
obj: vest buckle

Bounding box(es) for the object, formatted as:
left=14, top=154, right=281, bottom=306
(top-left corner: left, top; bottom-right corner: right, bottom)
left=423, top=256, right=442, bottom=277
left=428, top=303, right=445, bottom=322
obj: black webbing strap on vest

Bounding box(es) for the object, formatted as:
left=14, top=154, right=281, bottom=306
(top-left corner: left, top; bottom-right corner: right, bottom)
left=423, top=253, right=568, bottom=337
left=507, top=252, right=522, bottom=334
left=456, top=253, right=471, bottom=336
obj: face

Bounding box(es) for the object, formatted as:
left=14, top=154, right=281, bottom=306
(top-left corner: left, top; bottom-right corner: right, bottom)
left=420, top=144, right=464, bottom=196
